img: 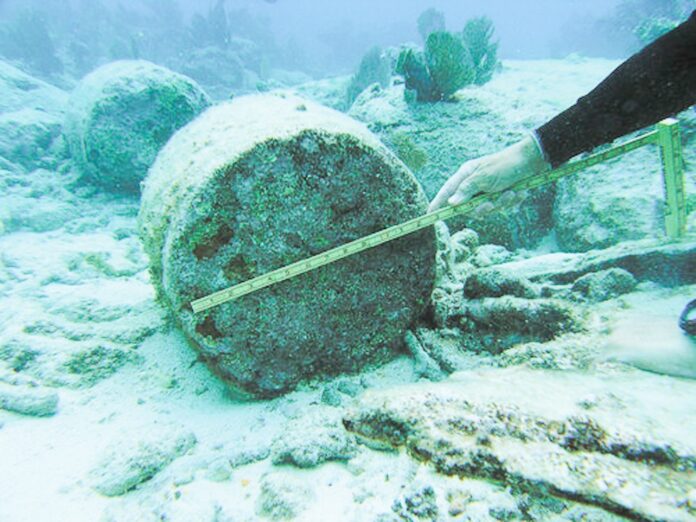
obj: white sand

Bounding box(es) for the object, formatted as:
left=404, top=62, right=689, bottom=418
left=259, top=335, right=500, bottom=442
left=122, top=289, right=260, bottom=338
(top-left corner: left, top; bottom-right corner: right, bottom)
left=1, top=57, right=694, bottom=521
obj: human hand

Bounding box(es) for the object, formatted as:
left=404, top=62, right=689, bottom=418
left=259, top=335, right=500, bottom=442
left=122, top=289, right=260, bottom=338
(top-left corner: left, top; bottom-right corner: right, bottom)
left=428, top=135, right=549, bottom=213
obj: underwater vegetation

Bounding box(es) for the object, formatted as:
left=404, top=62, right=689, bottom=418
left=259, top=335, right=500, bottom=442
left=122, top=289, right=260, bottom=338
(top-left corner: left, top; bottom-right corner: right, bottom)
left=616, top=0, right=695, bottom=47
left=461, top=17, right=499, bottom=86
left=395, top=48, right=435, bottom=102
left=423, top=32, right=476, bottom=101
left=345, top=46, right=392, bottom=108
left=343, top=10, right=499, bottom=109
left=552, top=0, right=694, bottom=57
left=396, top=13, right=499, bottom=102
left=389, top=132, right=428, bottom=172
left=395, top=32, right=474, bottom=102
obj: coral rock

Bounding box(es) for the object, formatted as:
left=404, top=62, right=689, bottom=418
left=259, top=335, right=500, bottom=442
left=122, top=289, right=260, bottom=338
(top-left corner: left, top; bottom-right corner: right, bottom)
left=89, top=428, right=196, bottom=497
left=344, top=367, right=696, bottom=522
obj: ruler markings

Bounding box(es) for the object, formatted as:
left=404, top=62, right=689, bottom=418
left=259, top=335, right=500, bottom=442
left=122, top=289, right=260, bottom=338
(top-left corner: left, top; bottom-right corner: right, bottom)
left=191, top=125, right=679, bottom=313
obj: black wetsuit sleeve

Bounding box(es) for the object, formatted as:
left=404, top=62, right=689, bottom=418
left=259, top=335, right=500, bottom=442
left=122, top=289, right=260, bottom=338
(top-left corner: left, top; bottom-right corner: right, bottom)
left=535, top=9, right=696, bottom=168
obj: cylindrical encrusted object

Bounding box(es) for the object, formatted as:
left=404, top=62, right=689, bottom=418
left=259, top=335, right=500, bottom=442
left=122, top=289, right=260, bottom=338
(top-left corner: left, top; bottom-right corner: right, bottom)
left=139, top=93, right=436, bottom=398
left=64, top=60, right=210, bottom=193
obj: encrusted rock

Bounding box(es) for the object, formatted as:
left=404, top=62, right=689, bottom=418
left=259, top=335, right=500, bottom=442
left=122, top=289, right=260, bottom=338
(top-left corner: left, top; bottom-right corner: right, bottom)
left=470, top=244, right=515, bottom=268
left=139, top=93, right=436, bottom=398
left=451, top=297, right=585, bottom=354
left=408, top=327, right=494, bottom=375
left=494, top=239, right=696, bottom=288
left=271, top=409, right=358, bottom=468
left=554, top=148, right=668, bottom=252
left=64, top=60, right=210, bottom=193
left=405, top=330, right=448, bottom=381
left=0, top=108, right=62, bottom=169
left=204, top=457, right=233, bottom=482
left=496, top=334, right=599, bottom=371
left=464, top=268, right=538, bottom=299
left=0, top=381, right=58, bottom=417
left=320, top=384, right=343, bottom=407
left=344, top=367, right=696, bottom=522
left=391, top=485, right=439, bottom=521
left=228, top=443, right=270, bottom=468
left=347, top=81, right=556, bottom=249
left=256, top=471, right=314, bottom=520
left=61, top=344, right=137, bottom=387
left=0, top=59, right=68, bottom=114
left=449, top=228, right=479, bottom=265
left=552, top=108, right=694, bottom=252
left=337, top=379, right=363, bottom=397
left=571, top=267, right=637, bottom=301
left=89, top=428, right=196, bottom=497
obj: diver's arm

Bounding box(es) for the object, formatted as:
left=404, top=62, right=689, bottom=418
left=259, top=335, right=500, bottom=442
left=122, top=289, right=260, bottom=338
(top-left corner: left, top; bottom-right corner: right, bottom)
left=429, top=11, right=696, bottom=212
left=536, top=10, right=696, bottom=168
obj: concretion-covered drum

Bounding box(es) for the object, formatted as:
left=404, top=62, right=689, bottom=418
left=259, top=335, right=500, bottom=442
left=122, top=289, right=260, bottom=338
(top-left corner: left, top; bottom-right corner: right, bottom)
left=139, top=93, right=436, bottom=398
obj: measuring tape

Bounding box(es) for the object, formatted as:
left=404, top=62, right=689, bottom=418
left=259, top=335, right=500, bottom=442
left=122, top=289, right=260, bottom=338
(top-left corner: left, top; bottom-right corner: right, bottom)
left=191, top=123, right=683, bottom=314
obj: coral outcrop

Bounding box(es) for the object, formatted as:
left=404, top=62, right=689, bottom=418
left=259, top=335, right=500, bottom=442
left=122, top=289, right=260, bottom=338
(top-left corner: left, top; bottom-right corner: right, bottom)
left=344, top=367, right=696, bottom=522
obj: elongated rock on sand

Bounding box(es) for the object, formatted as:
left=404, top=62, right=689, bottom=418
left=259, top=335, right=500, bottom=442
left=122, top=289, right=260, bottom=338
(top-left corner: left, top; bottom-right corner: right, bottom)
left=139, top=94, right=435, bottom=398
left=0, top=382, right=59, bottom=417
left=343, top=367, right=696, bottom=522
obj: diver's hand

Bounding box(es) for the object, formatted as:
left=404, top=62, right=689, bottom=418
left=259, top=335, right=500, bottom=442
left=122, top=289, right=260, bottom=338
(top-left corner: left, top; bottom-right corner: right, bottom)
left=428, top=135, right=550, bottom=213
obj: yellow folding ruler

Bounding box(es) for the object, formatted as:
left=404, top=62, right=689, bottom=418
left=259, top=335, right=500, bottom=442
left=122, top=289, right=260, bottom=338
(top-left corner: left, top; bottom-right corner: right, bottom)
left=192, top=119, right=685, bottom=313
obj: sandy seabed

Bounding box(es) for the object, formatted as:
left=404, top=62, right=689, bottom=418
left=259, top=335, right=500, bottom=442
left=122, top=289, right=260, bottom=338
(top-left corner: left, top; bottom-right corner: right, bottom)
left=1, top=57, right=695, bottom=522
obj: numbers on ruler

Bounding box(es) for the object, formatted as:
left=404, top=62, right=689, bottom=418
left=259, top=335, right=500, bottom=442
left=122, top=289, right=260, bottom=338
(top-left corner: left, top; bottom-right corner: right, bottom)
left=192, top=125, right=677, bottom=313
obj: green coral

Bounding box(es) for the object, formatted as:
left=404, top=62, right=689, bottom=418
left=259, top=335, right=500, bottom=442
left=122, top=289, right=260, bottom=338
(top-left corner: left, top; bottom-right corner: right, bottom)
left=395, top=48, right=436, bottom=102
left=346, top=46, right=392, bottom=107
left=461, top=16, right=499, bottom=85
left=396, top=31, right=474, bottom=102
left=425, top=31, right=475, bottom=99
left=397, top=15, right=499, bottom=102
